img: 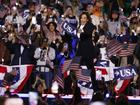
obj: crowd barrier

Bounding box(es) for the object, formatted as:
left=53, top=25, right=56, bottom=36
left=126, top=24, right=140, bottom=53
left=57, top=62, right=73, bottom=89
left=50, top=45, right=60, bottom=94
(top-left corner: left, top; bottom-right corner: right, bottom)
left=17, top=93, right=140, bottom=100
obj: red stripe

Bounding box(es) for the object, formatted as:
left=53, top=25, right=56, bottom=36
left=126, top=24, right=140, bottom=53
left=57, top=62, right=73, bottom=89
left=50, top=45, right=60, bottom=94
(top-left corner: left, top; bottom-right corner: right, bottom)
left=117, top=44, right=136, bottom=57
left=61, top=60, right=72, bottom=73
left=77, top=76, right=90, bottom=82
left=69, top=63, right=80, bottom=71
left=115, top=79, right=131, bottom=94
left=63, top=71, right=68, bottom=78
left=55, top=75, right=64, bottom=88
left=13, top=65, right=33, bottom=93
left=0, top=66, right=7, bottom=73
left=75, top=71, right=90, bottom=82
left=95, top=67, right=108, bottom=75
left=107, top=40, right=123, bottom=57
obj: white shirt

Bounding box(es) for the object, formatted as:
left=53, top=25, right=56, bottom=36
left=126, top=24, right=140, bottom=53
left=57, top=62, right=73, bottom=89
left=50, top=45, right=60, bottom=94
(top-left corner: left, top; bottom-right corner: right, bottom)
left=5, top=15, right=24, bottom=25
left=77, top=25, right=84, bottom=38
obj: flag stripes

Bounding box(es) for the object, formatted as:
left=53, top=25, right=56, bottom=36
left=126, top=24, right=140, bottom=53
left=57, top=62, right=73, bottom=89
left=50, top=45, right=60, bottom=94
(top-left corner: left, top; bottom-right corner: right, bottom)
left=55, top=75, right=64, bottom=88
left=107, top=39, right=136, bottom=57
left=69, top=63, right=80, bottom=71
left=117, top=43, right=136, bottom=57
left=0, top=65, right=33, bottom=95
left=75, top=70, right=91, bottom=82
left=69, top=56, right=81, bottom=71
left=107, top=39, right=123, bottom=57
left=61, top=59, right=72, bottom=73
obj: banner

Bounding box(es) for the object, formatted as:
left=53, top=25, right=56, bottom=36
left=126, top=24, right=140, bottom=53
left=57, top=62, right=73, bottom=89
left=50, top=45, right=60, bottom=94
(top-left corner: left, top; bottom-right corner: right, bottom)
left=95, top=60, right=114, bottom=81
left=62, top=21, right=77, bottom=36
left=114, top=66, right=137, bottom=80
left=95, top=60, right=109, bottom=67
left=0, top=65, right=33, bottom=95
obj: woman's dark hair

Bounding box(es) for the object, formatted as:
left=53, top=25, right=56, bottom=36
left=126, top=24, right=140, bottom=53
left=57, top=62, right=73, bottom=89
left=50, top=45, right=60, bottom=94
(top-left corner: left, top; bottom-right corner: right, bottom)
left=65, top=5, right=73, bottom=12
left=79, top=11, right=92, bottom=25
left=70, top=83, right=82, bottom=105
left=47, top=21, right=57, bottom=30
left=109, top=11, right=120, bottom=21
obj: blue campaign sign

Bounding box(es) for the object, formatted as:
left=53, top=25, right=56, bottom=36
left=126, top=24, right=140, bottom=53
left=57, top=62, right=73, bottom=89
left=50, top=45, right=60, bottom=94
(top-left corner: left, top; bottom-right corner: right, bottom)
left=114, top=66, right=137, bottom=80
left=62, top=21, right=77, bottom=36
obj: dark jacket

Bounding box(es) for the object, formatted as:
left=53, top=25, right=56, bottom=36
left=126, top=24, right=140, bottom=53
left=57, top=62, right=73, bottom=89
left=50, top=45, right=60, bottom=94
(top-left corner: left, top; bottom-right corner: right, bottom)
left=77, top=22, right=98, bottom=59
left=76, top=22, right=100, bottom=70
left=7, top=42, right=35, bottom=65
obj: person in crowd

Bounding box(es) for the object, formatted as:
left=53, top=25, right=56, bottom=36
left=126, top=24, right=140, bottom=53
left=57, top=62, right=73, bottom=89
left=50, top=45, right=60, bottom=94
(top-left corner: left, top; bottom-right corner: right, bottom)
left=108, top=0, right=119, bottom=13
left=77, top=11, right=100, bottom=92
left=24, top=2, right=38, bottom=33
left=0, top=0, right=10, bottom=25
left=5, top=6, right=24, bottom=33
left=79, top=0, right=93, bottom=11
left=0, top=26, right=11, bottom=64
left=86, top=3, right=94, bottom=15
left=91, top=0, right=104, bottom=27
left=90, top=91, right=104, bottom=103
left=116, top=22, right=136, bottom=67
left=134, top=38, right=140, bottom=64
left=129, top=16, right=139, bottom=36
left=62, top=6, right=78, bottom=58
left=29, top=23, right=44, bottom=47
left=42, top=21, right=62, bottom=51
left=69, top=82, right=82, bottom=105
left=36, top=4, right=48, bottom=25
left=63, top=6, right=78, bottom=28
left=35, top=81, right=45, bottom=96
left=0, top=96, right=6, bottom=105
left=56, top=43, right=69, bottom=65
left=6, top=31, right=35, bottom=65
left=119, top=22, right=131, bottom=41
left=56, top=42, right=73, bottom=94
left=34, top=39, right=55, bottom=93
left=117, top=1, right=131, bottom=17
left=51, top=94, right=67, bottom=105
left=107, top=10, right=121, bottom=38
left=115, top=94, right=131, bottom=105
left=98, top=21, right=109, bottom=37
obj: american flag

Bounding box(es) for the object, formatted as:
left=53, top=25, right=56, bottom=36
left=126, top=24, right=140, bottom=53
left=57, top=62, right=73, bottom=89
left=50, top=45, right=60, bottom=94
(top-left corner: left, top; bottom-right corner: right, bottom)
left=61, top=59, right=72, bottom=74
left=61, top=59, right=72, bottom=78
left=75, top=68, right=91, bottom=82
left=55, top=68, right=64, bottom=88
left=107, top=39, right=123, bottom=57
left=0, top=65, right=33, bottom=95
left=117, top=43, right=136, bottom=57
left=68, top=57, right=91, bottom=82
left=69, top=56, right=81, bottom=71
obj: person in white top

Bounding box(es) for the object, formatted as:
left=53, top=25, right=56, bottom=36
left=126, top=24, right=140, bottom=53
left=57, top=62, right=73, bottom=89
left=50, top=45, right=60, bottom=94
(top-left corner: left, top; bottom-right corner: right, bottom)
left=34, top=39, right=56, bottom=91
left=5, top=6, right=24, bottom=32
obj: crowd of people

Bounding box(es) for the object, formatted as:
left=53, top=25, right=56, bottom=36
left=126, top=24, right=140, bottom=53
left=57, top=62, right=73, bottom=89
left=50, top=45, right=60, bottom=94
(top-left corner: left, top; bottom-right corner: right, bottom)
left=0, top=0, right=140, bottom=104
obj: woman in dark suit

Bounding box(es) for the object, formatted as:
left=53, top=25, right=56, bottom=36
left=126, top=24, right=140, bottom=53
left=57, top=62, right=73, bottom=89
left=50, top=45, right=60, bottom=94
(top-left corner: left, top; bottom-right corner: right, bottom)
left=77, top=12, right=100, bottom=92
left=77, top=12, right=98, bottom=69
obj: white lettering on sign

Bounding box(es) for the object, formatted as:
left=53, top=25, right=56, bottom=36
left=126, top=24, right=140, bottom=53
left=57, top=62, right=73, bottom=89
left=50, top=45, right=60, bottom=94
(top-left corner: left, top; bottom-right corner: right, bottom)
left=62, top=22, right=77, bottom=35
left=119, top=68, right=137, bottom=77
